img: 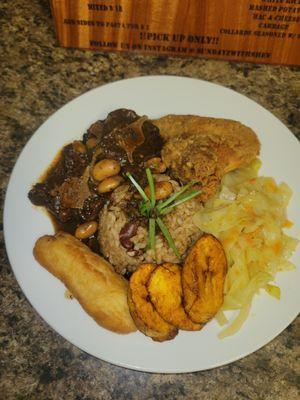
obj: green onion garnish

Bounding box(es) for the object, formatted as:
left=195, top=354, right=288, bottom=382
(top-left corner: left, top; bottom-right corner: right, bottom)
left=148, top=218, right=156, bottom=259
left=126, top=169, right=201, bottom=260
left=156, top=217, right=181, bottom=261
left=159, top=189, right=201, bottom=215
left=126, top=172, right=149, bottom=202
left=156, top=181, right=198, bottom=212
left=146, top=168, right=156, bottom=208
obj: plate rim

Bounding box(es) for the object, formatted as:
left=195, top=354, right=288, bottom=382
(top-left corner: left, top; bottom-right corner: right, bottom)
left=3, top=75, right=300, bottom=373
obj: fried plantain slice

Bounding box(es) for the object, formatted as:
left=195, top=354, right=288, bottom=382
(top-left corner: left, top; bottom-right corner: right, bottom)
left=148, top=263, right=202, bottom=331
left=128, top=263, right=178, bottom=342
left=182, top=234, right=227, bottom=324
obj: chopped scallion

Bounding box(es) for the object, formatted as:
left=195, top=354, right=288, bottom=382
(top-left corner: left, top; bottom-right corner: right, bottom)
left=156, top=181, right=198, bottom=211
left=160, top=189, right=202, bottom=215
left=148, top=218, right=156, bottom=259
left=126, top=172, right=149, bottom=202
left=146, top=168, right=156, bottom=208
left=156, top=217, right=181, bottom=260
left=126, top=171, right=201, bottom=261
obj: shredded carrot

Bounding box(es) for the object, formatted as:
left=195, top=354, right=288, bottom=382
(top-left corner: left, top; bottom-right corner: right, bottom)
left=244, top=204, right=253, bottom=213
left=242, top=227, right=262, bottom=245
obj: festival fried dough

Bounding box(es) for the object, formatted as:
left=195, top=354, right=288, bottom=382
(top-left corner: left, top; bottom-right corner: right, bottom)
left=33, top=232, right=137, bottom=334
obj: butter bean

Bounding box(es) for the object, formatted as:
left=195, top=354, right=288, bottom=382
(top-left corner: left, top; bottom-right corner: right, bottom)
left=145, top=157, right=166, bottom=173
left=75, top=221, right=98, bottom=239
left=145, top=181, right=173, bottom=200
left=92, top=159, right=121, bottom=181
left=98, top=176, right=123, bottom=193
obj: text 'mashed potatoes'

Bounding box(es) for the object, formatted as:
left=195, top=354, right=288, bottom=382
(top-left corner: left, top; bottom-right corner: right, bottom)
left=182, top=234, right=227, bottom=324
left=147, top=263, right=202, bottom=331
left=128, top=263, right=178, bottom=342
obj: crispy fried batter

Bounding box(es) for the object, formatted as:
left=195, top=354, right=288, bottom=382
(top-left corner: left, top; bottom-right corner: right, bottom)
left=148, top=263, right=202, bottom=331
left=182, top=234, right=227, bottom=324
left=154, top=115, right=260, bottom=201
left=33, top=232, right=137, bottom=334
left=128, top=263, right=178, bottom=341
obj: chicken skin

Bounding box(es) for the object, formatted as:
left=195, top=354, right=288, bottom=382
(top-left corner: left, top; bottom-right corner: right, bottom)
left=153, top=115, right=260, bottom=202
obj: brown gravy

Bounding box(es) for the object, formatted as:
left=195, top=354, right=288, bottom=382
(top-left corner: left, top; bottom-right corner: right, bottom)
left=28, top=109, right=164, bottom=252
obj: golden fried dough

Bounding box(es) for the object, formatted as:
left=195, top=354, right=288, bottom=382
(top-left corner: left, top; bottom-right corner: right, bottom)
left=153, top=115, right=260, bottom=201
left=182, top=234, right=227, bottom=324
left=33, top=232, right=137, bottom=334
left=147, top=263, right=202, bottom=331
left=128, top=263, right=178, bottom=342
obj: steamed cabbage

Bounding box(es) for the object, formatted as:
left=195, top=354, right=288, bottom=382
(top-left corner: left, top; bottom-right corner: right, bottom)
left=193, top=159, right=298, bottom=338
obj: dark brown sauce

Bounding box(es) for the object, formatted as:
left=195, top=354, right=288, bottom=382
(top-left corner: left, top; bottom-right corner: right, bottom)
left=39, top=147, right=64, bottom=184
left=28, top=109, right=164, bottom=252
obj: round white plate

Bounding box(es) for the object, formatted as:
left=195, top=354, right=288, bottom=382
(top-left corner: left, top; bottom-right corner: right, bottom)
left=4, top=76, right=300, bottom=373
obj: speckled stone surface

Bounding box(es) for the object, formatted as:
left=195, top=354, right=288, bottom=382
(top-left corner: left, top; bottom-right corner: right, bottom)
left=0, top=1, right=299, bottom=399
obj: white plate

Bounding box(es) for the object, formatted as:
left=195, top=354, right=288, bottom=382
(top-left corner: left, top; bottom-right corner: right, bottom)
left=4, top=76, right=300, bottom=373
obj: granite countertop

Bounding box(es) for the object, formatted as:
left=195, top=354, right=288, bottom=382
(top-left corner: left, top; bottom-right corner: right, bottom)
left=0, top=1, right=299, bottom=399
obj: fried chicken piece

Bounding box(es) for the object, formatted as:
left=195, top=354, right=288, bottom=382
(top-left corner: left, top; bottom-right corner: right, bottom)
left=153, top=115, right=260, bottom=201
